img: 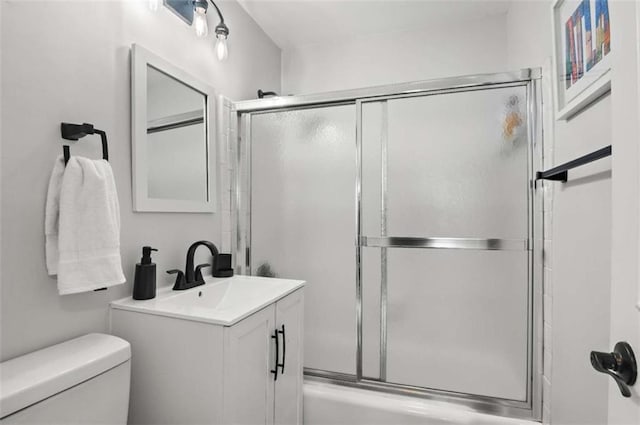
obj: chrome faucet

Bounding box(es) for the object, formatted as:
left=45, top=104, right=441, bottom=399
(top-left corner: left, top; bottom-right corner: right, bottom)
left=167, top=240, right=219, bottom=290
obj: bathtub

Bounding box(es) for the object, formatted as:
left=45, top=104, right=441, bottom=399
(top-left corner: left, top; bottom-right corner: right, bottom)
left=303, top=381, right=538, bottom=425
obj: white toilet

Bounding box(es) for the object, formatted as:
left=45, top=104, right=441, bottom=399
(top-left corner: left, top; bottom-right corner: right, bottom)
left=0, top=333, right=131, bottom=424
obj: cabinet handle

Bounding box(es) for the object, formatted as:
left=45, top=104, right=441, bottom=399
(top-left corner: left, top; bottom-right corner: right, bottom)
left=271, top=330, right=279, bottom=381
left=278, top=325, right=286, bottom=375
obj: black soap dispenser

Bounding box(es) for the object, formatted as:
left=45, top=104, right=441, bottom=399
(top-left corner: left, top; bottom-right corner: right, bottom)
left=133, top=246, right=158, bottom=300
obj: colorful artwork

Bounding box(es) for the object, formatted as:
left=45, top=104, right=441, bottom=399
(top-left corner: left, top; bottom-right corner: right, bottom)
left=564, top=0, right=610, bottom=89
left=595, top=0, right=611, bottom=60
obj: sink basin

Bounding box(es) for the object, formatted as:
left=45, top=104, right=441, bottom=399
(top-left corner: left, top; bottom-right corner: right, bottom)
left=159, top=279, right=232, bottom=310
left=111, top=275, right=305, bottom=326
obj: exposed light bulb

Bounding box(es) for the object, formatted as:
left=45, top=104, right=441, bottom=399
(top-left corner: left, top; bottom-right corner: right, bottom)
left=148, top=0, right=161, bottom=12
left=215, top=34, right=228, bottom=61
left=193, top=7, right=209, bottom=37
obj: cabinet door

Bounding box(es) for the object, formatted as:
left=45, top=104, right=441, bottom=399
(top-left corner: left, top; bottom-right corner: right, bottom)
left=224, top=304, right=276, bottom=425
left=274, top=289, right=304, bottom=425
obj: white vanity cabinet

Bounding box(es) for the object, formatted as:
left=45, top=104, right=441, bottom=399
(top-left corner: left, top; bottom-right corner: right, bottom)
left=109, top=276, right=304, bottom=425
left=223, top=289, right=304, bottom=425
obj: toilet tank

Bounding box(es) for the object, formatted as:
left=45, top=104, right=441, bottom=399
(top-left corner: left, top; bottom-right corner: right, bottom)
left=0, top=333, right=131, bottom=424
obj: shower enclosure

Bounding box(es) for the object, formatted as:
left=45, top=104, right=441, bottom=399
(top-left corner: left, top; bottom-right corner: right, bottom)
left=232, top=69, right=543, bottom=420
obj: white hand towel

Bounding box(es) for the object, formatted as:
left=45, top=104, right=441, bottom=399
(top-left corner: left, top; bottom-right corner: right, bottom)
left=45, top=155, right=66, bottom=275
left=56, top=157, right=125, bottom=295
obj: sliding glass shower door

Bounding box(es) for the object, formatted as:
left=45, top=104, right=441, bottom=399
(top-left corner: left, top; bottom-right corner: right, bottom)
left=236, top=70, right=541, bottom=417
left=360, top=87, right=531, bottom=401
left=248, top=105, right=358, bottom=375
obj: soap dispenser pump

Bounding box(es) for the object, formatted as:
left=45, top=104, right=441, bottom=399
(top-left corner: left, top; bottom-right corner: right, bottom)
left=133, top=246, right=158, bottom=300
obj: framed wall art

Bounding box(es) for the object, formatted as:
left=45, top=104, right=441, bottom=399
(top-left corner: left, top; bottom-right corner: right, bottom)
left=551, top=0, right=612, bottom=120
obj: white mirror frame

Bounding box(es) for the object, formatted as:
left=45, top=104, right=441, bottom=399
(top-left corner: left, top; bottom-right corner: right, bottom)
left=131, top=44, right=216, bottom=213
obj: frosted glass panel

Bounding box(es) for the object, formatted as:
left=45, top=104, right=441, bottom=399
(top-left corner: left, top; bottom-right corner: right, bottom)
left=385, top=249, right=529, bottom=400
left=250, top=105, right=356, bottom=374
left=361, top=247, right=381, bottom=379
left=361, top=101, right=383, bottom=237
left=360, top=87, right=531, bottom=401
left=363, top=87, right=529, bottom=239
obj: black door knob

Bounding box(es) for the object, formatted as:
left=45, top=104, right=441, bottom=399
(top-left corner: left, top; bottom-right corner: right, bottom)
left=590, top=341, right=637, bottom=398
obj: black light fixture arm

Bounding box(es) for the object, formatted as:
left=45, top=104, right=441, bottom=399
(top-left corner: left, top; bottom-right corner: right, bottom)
left=209, top=1, right=226, bottom=26
left=196, top=0, right=229, bottom=36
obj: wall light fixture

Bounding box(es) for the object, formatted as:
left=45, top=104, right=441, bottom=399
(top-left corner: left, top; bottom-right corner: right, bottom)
left=153, top=0, right=230, bottom=61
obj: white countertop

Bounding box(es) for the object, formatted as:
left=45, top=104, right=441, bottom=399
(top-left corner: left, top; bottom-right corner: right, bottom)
left=110, top=275, right=305, bottom=326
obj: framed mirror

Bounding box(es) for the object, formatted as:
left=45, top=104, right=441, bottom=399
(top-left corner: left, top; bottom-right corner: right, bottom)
left=131, top=44, right=216, bottom=213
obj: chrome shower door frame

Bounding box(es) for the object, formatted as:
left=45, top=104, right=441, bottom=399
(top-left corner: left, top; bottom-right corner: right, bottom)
left=233, top=69, right=543, bottom=421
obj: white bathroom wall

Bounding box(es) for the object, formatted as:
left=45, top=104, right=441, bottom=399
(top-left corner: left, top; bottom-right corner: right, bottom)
left=506, top=2, right=612, bottom=424
left=0, top=0, right=280, bottom=361
left=281, top=13, right=509, bottom=95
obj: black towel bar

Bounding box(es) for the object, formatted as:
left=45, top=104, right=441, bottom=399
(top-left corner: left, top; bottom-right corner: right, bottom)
left=536, top=145, right=611, bottom=183
left=60, top=122, right=109, bottom=165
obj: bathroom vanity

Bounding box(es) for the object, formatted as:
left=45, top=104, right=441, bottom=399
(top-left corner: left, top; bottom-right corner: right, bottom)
left=110, top=275, right=305, bottom=425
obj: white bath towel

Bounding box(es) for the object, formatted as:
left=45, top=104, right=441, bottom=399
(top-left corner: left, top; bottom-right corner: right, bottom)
left=54, top=157, right=125, bottom=294
left=45, top=155, right=66, bottom=275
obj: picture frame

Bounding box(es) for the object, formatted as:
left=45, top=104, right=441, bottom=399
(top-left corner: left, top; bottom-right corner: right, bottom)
left=551, top=0, right=612, bottom=120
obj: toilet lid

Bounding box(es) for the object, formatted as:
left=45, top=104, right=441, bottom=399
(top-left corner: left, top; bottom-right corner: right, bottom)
left=0, top=333, right=130, bottom=419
